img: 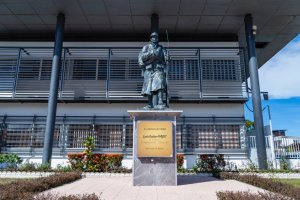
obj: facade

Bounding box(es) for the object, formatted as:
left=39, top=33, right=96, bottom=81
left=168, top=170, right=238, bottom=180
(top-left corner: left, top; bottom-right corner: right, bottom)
left=0, top=1, right=300, bottom=169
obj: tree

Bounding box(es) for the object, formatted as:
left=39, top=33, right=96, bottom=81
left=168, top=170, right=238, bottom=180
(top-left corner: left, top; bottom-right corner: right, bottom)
left=245, top=119, right=254, bottom=131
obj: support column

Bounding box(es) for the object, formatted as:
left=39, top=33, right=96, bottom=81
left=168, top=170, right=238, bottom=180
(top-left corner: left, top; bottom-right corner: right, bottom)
left=151, top=13, right=159, bottom=34
left=0, top=115, right=7, bottom=154
left=43, top=13, right=65, bottom=164
left=244, top=14, right=267, bottom=169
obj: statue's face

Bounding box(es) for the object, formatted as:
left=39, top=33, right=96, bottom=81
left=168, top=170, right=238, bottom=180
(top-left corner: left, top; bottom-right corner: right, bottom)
left=150, top=35, right=158, bottom=43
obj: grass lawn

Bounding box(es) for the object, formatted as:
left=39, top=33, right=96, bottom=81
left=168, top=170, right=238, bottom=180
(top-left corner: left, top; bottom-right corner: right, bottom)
left=277, top=179, right=300, bottom=187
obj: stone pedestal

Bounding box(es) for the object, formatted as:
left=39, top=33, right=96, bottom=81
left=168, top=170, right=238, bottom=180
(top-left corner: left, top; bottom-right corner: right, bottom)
left=128, top=110, right=182, bottom=186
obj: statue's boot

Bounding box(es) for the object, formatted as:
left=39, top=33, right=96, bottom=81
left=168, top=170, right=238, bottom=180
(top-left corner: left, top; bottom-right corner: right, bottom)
left=143, top=95, right=153, bottom=109
left=155, top=90, right=166, bottom=110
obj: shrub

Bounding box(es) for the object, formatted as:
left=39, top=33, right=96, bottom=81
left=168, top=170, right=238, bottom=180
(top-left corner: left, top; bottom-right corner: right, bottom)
left=17, top=162, right=52, bottom=172
left=0, top=172, right=82, bottom=200
left=68, top=153, right=124, bottom=172
left=35, top=193, right=101, bottom=200
left=18, top=162, right=37, bottom=171
left=194, top=154, right=226, bottom=176
left=217, top=191, right=291, bottom=200
left=0, top=153, right=23, bottom=169
left=56, top=164, right=73, bottom=172
left=68, top=136, right=125, bottom=172
left=177, top=154, right=184, bottom=169
left=68, top=153, right=85, bottom=171
left=219, top=172, right=300, bottom=200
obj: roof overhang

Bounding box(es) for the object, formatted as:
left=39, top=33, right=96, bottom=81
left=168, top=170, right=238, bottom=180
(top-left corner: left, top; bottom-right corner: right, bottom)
left=0, top=0, right=299, bottom=66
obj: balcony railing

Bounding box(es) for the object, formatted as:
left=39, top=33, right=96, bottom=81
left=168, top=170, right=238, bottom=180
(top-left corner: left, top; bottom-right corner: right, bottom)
left=0, top=47, right=247, bottom=101
left=0, top=115, right=246, bottom=155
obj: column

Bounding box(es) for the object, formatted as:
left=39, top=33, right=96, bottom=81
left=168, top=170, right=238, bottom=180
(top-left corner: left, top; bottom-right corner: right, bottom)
left=42, top=13, right=65, bottom=164
left=244, top=14, right=267, bottom=169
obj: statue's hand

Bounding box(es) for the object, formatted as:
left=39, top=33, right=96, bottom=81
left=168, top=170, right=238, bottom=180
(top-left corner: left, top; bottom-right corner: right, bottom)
left=149, top=49, right=155, bottom=56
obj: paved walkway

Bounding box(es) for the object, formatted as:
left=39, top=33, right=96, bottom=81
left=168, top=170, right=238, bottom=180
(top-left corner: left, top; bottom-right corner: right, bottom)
left=45, top=175, right=265, bottom=200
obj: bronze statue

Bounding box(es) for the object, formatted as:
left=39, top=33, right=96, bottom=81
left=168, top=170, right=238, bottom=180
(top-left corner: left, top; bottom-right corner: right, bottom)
left=138, top=32, right=169, bottom=110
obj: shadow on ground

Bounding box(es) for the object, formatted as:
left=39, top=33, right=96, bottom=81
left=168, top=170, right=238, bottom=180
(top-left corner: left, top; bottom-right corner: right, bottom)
left=177, top=175, right=224, bottom=185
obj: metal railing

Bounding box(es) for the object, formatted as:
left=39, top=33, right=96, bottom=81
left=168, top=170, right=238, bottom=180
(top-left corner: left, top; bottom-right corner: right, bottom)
left=274, top=136, right=300, bottom=159
left=247, top=135, right=273, bottom=149
left=247, top=135, right=300, bottom=160
left=0, top=47, right=247, bottom=101
left=0, top=115, right=245, bottom=156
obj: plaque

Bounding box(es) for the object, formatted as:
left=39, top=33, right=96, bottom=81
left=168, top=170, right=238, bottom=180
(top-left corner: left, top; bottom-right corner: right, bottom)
left=137, top=121, right=173, bottom=157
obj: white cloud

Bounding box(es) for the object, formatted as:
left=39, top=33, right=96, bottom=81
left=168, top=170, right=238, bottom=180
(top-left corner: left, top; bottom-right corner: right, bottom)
left=258, top=36, right=300, bottom=99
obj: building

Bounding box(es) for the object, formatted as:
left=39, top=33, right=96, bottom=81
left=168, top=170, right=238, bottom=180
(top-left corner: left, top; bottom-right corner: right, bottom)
left=273, top=130, right=286, bottom=137
left=0, top=1, right=299, bottom=169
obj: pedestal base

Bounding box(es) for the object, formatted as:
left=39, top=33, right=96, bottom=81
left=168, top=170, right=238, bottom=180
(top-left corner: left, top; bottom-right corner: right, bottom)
left=128, top=110, right=182, bottom=186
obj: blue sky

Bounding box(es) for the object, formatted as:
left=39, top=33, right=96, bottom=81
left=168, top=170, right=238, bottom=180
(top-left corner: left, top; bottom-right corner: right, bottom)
left=245, top=35, right=300, bottom=137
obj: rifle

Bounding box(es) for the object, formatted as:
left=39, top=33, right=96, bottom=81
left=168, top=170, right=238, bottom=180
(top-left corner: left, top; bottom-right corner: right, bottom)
left=165, top=30, right=170, bottom=108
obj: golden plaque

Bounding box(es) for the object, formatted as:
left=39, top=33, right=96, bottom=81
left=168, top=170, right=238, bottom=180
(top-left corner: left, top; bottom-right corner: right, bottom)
left=137, top=121, right=173, bottom=157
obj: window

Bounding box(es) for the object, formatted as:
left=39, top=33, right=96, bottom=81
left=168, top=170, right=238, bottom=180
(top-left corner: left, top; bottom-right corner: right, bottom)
left=110, top=59, right=126, bottom=80
left=169, top=59, right=198, bottom=80
left=40, top=60, right=52, bottom=80
left=97, top=59, right=107, bottom=80
left=0, top=59, right=17, bottom=93
left=186, top=124, right=240, bottom=149
left=202, top=59, right=239, bottom=81
left=72, top=59, right=97, bottom=80
left=18, top=59, right=53, bottom=80
left=110, top=59, right=141, bottom=80
left=18, top=60, right=40, bottom=80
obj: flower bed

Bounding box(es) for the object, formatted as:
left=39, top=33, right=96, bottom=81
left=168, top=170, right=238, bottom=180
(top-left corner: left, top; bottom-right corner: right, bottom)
left=68, top=153, right=125, bottom=172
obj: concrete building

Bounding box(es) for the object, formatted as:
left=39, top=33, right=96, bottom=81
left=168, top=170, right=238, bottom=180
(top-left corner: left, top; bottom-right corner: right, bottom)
left=0, top=1, right=299, bottom=169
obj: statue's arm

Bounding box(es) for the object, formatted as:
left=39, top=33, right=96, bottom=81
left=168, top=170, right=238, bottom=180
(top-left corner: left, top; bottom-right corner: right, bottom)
left=138, top=49, right=145, bottom=67
left=140, top=45, right=153, bottom=63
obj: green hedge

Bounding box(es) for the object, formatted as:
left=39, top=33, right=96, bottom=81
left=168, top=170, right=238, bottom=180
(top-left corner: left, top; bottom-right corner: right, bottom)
left=0, top=172, right=82, bottom=200
left=217, top=191, right=290, bottom=200
left=219, top=172, right=300, bottom=200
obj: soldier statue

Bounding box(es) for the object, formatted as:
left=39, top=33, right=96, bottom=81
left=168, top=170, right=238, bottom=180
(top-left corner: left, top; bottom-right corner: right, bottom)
left=138, top=32, right=169, bottom=110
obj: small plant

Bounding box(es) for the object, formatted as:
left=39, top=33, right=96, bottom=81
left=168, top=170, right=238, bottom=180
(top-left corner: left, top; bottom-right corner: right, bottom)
left=36, top=163, right=51, bottom=171
left=245, top=159, right=258, bottom=172
left=55, top=164, right=73, bottom=172
left=280, top=157, right=289, bottom=170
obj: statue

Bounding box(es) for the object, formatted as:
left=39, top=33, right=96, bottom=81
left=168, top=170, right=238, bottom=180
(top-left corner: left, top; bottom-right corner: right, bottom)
left=138, top=32, right=169, bottom=110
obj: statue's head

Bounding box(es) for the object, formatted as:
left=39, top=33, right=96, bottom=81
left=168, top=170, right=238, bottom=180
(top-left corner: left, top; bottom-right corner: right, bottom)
left=150, top=32, right=159, bottom=43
